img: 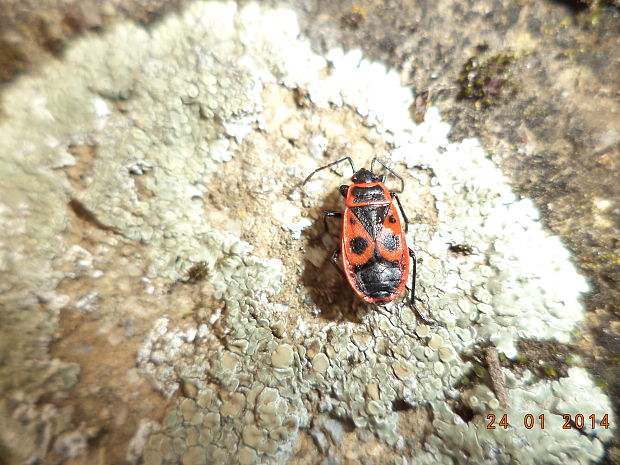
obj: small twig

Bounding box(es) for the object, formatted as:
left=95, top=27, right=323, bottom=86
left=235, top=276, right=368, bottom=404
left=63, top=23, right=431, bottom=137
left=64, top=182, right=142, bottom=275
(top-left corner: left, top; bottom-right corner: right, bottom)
left=485, top=345, right=509, bottom=408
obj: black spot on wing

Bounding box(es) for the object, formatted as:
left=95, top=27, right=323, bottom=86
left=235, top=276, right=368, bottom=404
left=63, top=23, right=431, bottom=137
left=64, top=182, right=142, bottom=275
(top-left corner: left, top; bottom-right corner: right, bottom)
left=350, top=237, right=369, bottom=255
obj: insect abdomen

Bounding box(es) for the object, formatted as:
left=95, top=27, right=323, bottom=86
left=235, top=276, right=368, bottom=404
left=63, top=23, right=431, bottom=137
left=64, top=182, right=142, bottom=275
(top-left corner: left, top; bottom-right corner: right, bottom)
left=355, top=257, right=405, bottom=301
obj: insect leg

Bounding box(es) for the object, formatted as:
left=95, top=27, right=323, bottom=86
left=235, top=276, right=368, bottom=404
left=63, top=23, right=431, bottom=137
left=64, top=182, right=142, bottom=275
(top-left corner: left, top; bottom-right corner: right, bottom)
left=330, top=246, right=345, bottom=277
left=391, top=192, right=410, bottom=233
left=302, top=157, right=356, bottom=186
left=371, top=158, right=405, bottom=193
left=322, top=212, right=344, bottom=277
left=408, top=248, right=434, bottom=325
left=409, top=248, right=417, bottom=308
left=323, top=211, right=342, bottom=234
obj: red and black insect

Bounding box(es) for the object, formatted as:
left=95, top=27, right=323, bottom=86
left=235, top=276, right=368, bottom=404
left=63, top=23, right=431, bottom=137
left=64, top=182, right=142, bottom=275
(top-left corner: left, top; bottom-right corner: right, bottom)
left=303, top=156, right=430, bottom=322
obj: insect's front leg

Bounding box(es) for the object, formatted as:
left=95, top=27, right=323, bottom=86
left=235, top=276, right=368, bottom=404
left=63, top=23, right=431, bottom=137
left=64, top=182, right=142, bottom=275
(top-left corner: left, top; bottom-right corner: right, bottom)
left=408, top=248, right=434, bottom=325
left=322, top=212, right=345, bottom=278
left=323, top=211, right=342, bottom=234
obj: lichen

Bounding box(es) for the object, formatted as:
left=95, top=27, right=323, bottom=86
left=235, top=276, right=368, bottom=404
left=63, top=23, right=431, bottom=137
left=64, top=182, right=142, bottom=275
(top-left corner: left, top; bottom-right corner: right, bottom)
left=0, top=1, right=614, bottom=465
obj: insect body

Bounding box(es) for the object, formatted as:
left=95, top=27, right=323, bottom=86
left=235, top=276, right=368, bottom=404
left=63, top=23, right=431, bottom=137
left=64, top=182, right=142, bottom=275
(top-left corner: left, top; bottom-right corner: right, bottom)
left=339, top=168, right=409, bottom=303
left=303, top=157, right=429, bottom=321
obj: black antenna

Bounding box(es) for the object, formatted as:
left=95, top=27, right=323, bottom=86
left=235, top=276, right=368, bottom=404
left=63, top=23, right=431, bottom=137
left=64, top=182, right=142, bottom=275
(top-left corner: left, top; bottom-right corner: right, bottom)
left=302, top=157, right=356, bottom=186
left=371, top=157, right=405, bottom=193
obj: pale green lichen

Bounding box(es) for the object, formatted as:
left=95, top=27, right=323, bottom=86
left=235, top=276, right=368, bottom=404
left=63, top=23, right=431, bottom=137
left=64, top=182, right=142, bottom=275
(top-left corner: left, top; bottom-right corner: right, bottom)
left=0, top=1, right=614, bottom=464
left=423, top=368, right=613, bottom=465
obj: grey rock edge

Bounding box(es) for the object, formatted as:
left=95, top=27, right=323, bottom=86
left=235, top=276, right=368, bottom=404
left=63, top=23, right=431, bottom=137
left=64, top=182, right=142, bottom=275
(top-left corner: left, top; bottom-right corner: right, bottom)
left=0, top=2, right=614, bottom=465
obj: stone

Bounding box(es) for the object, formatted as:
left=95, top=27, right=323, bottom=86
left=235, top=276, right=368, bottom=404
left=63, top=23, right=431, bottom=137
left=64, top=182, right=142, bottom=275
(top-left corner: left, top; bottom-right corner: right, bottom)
left=143, top=449, right=163, bottom=465
left=181, top=446, right=206, bottom=465
left=392, top=360, right=414, bottom=380
left=312, top=353, right=330, bottom=373
left=180, top=399, right=198, bottom=423
left=428, top=334, right=444, bottom=351
left=366, top=382, right=380, bottom=401
left=220, top=393, right=246, bottom=417
left=439, top=346, right=455, bottom=362
left=309, top=429, right=329, bottom=452
left=197, top=389, right=215, bottom=409
left=322, top=418, right=344, bottom=443
left=433, top=361, right=446, bottom=376
left=366, top=400, right=385, bottom=416
left=415, top=325, right=430, bottom=338
left=242, top=424, right=264, bottom=448
left=220, top=352, right=240, bottom=372
left=237, top=446, right=258, bottom=465
left=271, top=343, right=294, bottom=368
left=203, top=412, right=220, bottom=429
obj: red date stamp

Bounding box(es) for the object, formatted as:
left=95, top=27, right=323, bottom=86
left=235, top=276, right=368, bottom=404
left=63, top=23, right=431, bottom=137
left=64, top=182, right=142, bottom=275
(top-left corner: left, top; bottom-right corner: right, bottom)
left=486, top=413, right=611, bottom=430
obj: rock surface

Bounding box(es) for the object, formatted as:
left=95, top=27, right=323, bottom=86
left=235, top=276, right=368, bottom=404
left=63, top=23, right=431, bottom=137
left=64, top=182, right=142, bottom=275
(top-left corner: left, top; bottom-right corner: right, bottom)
left=0, top=1, right=617, bottom=464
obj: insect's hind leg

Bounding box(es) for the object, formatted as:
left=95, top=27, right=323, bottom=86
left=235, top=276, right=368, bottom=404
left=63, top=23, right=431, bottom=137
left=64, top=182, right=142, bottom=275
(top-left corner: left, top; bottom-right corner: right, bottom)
left=408, top=248, right=434, bottom=324
left=391, top=192, right=409, bottom=233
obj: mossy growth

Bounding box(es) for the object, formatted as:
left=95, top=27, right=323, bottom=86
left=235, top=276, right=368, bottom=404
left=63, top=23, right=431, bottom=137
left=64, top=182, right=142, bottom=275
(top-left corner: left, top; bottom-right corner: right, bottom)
left=455, top=364, right=488, bottom=389
left=341, top=4, right=367, bottom=29
left=473, top=363, right=487, bottom=378
left=182, top=300, right=205, bottom=319
left=192, top=300, right=206, bottom=312
left=564, top=354, right=580, bottom=366
left=187, top=262, right=209, bottom=283
left=513, top=340, right=574, bottom=379
left=594, top=378, right=609, bottom=392
left=541, top=363, right=558, bottom=379
left=457, top=53, right=518, bottom=109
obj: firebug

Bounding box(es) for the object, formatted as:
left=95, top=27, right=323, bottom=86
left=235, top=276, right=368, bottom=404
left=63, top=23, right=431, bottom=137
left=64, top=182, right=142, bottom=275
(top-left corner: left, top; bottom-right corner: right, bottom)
left=303, top=156, right=430, bottom=323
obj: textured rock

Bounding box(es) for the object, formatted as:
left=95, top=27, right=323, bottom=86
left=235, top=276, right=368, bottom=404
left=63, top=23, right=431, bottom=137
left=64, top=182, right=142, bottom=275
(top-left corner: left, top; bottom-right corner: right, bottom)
left=0, top=1, right=615, bottom=465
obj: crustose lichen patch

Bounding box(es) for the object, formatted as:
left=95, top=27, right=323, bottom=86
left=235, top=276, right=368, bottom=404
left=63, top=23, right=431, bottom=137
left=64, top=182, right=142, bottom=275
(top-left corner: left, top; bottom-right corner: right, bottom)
left=0, top=2, right=614, bottom=465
